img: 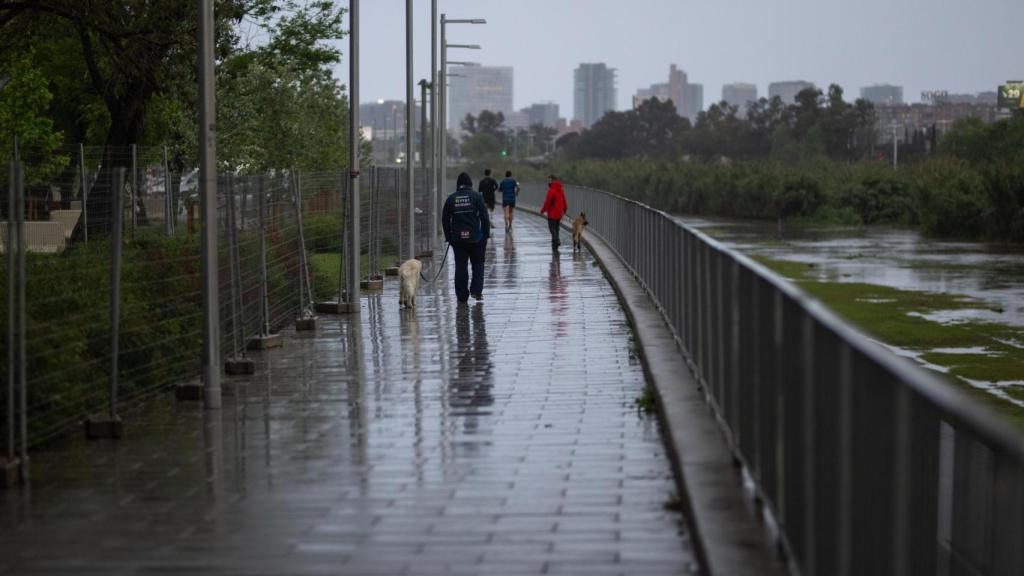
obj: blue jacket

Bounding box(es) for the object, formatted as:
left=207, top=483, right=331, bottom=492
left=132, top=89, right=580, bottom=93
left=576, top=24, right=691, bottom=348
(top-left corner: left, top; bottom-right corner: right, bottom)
left=498, top=178, right=519, bottom=204
left=442, top=186, right=491, bottom=244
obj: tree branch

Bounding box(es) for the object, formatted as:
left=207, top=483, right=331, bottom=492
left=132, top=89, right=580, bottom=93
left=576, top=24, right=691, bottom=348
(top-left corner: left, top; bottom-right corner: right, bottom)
left=76, top=24, right=111, bottom=107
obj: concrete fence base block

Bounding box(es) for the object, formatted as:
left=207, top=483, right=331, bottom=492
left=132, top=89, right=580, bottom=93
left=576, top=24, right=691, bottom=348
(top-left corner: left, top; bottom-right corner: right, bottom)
left=295, top=317, right=318, bottom=331
left=315, top=301, right=358, bottom=314
left=360, top=278, right=384, bottom=291
left=224, top=357, right=256, bottom=375
left=175, top=382, right=204, bottom=401
left=415, top=249, right=433, bottom=259
left=384, top=267, right=400, bottom=277
left=0, top=458, right=22, bottom=489
left=247, top=334, right=283, bottom=350
left=85, top=415, right=124, bottom=439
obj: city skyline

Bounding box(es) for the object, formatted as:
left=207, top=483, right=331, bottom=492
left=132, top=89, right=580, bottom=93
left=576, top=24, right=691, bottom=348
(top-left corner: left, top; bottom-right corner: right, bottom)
left=338, top=0, right=1022, bottom=117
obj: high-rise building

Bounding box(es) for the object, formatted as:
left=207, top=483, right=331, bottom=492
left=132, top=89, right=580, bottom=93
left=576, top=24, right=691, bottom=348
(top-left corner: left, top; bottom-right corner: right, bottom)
left=681, top=83, right=704, bottom=121
left=633, top=65, right=704, bottom=121
left=574, top=63, right=617, bottom=129
left=769, top=80, right=815, bottom=104
left=722, top=83, right=758, bottom=115
left=448, top=65, right=514, bottom=137
left=360, top=100, right=421, bottom=165
left=632, top=83, right=670, bottom=109
left=860, top=84, right=904, bottom=105
left=523, top=102, right=560, bottom=128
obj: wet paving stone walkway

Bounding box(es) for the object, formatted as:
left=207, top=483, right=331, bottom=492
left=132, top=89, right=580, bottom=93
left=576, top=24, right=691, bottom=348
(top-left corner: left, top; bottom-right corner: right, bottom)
left=0, top=215, right=699, bottom=575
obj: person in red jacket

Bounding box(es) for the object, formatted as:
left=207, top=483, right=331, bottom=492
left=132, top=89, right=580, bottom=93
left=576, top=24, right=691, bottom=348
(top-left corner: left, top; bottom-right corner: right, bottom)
left=540, top=174, right=567, bottom=250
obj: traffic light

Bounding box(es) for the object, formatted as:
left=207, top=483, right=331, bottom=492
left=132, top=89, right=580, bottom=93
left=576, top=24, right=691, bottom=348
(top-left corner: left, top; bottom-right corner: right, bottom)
left=501, top=150, right=507, bottom=157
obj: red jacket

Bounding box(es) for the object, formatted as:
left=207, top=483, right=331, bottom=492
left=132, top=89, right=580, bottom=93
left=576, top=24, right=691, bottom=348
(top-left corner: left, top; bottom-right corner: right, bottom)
left=541, top=181, right=568, bottom=220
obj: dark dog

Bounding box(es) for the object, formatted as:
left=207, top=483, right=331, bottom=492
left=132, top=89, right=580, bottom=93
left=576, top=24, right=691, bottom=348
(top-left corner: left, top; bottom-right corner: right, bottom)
left=571, top=212, right=588, bottom=252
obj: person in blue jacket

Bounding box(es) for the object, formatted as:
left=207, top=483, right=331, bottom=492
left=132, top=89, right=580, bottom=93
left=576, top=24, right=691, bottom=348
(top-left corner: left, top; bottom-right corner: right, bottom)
left=442, top=172, right=491, bottom=303
left=498, top=170, right=520, bottom=232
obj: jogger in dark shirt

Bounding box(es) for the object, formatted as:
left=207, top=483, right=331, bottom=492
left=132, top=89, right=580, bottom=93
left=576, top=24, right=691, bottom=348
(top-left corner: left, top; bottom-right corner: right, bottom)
left=478, top=169, right=498, bottom=214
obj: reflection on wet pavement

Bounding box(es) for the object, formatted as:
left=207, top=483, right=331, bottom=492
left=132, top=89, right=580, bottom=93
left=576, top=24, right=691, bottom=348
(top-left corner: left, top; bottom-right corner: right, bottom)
left=0, top=216, right=698, bottom=575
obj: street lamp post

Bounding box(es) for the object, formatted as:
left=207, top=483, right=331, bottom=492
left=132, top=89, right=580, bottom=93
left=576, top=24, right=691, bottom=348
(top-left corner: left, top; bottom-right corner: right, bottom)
left=346, top=0, right=361, bottom=312
left=437, top=15, right=485, bottom=244
left=405, top=0, right=414, bottom=261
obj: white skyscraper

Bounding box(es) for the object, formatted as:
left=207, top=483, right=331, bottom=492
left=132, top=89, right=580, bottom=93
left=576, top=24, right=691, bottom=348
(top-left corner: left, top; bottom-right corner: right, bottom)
left=574, top=63, right=617, bottom=129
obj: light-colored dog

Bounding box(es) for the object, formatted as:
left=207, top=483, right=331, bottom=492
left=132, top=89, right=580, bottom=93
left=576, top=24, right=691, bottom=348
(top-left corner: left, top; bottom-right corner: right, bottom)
left=398, top=259, right=422, bottom=308
left=571, top=212, right=588, bottom=252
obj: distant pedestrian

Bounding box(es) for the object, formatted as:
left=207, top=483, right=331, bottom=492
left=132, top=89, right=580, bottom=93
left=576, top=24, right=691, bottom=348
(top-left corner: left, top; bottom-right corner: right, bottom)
left=478, top=168, right=498, bottom=214
left=443, top=172, right=491, bottom=303
left=498, top=170, right=520, bottom=232
left=540, top=174, right=567, bottom=251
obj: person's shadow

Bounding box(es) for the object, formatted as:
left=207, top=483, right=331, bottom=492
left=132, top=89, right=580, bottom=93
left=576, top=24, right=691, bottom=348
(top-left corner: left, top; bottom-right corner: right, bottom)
left=449, top=303, right=494, bottom=443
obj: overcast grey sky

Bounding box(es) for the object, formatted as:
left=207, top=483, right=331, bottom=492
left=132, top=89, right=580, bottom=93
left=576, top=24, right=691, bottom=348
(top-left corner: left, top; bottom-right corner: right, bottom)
left=336, top=0, right=1023, bottom=115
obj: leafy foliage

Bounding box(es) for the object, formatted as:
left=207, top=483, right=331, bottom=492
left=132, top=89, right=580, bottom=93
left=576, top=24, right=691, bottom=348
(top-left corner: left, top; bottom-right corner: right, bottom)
left=0, top=54, right=68, bottom=183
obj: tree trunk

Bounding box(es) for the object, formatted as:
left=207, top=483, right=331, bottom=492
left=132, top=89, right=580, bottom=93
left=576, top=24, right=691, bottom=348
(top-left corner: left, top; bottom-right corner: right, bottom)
left=72, top=97, right=146, bottom=241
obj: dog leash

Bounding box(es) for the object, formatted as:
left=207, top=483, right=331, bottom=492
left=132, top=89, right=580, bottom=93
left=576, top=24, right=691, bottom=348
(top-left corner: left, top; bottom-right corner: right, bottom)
left=418, top=242, right=452, bottom=285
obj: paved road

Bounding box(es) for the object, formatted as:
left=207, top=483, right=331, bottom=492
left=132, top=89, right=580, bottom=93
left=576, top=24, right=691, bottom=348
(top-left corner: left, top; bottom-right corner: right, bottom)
left=0, top=214, right=699, bottom=575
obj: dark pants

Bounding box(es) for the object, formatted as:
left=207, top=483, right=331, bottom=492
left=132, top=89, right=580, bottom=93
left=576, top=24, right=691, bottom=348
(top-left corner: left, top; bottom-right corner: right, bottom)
left=452, top=240, right=486, bottom=301
left=547, top=218, right=561, bottom=249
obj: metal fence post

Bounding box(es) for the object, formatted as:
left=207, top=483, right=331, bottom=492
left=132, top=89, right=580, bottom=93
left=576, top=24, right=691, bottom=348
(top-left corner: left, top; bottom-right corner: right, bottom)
left=14, top=149, right=27, bottom=480
left=292, top=170, right=316, bottom=330
left=247, top=175, right=281, bottom=348
left=86, top=168, right=125, bottom=439
left=130, top=144, right=138, bottom=237
left=5, top=156, right=13, bottom=476
left=163, top=145, right=173, bottom=237
left=78, top=143, right=88, bottom=243
left=225, top=181, right=254, bottom=373
left=3, top=153, right=22, bottom=486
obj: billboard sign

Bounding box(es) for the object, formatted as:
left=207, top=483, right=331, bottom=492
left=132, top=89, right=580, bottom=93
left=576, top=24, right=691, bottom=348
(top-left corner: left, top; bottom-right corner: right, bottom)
left=998, top=82, right=1024, bottom=109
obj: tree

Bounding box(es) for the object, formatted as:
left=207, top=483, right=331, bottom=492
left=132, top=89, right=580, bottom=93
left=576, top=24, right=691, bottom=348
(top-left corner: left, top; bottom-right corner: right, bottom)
left=528, top=123, right=557, bottom=157
left=216, top=2, right=349, bottom=172
left=0, top=54, right=68, bottom=184
left=0, top=0, right=282, bottom=233
left=564, top=98, right=689, bottom=160
left=475, top=110, right=505, bottom=136
left=460, top=132, right=502, bottom=164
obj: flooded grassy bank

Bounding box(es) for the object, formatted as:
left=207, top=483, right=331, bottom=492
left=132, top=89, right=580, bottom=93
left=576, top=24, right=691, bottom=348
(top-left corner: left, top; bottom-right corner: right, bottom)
left=683, top=218, right=1024, bottom=428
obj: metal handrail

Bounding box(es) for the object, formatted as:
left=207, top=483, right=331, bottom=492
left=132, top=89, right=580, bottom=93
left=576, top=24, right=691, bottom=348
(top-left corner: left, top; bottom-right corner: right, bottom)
left=521, top=181, right=1024, bottom=576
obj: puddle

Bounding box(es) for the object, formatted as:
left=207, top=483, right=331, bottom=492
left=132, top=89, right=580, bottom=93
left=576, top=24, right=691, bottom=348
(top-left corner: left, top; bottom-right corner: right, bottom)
left=907, top=310, right=1006, bottom=326
left=964, top=379, right=1024, bottom=409
left=872, top=340, right=952, bottom=374
left=929, top=347, right=995, bottom=355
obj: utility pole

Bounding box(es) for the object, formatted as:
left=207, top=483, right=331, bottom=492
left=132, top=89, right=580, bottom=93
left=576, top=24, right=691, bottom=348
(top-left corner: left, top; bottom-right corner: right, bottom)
left=198, top=0, right=220, bottom=409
